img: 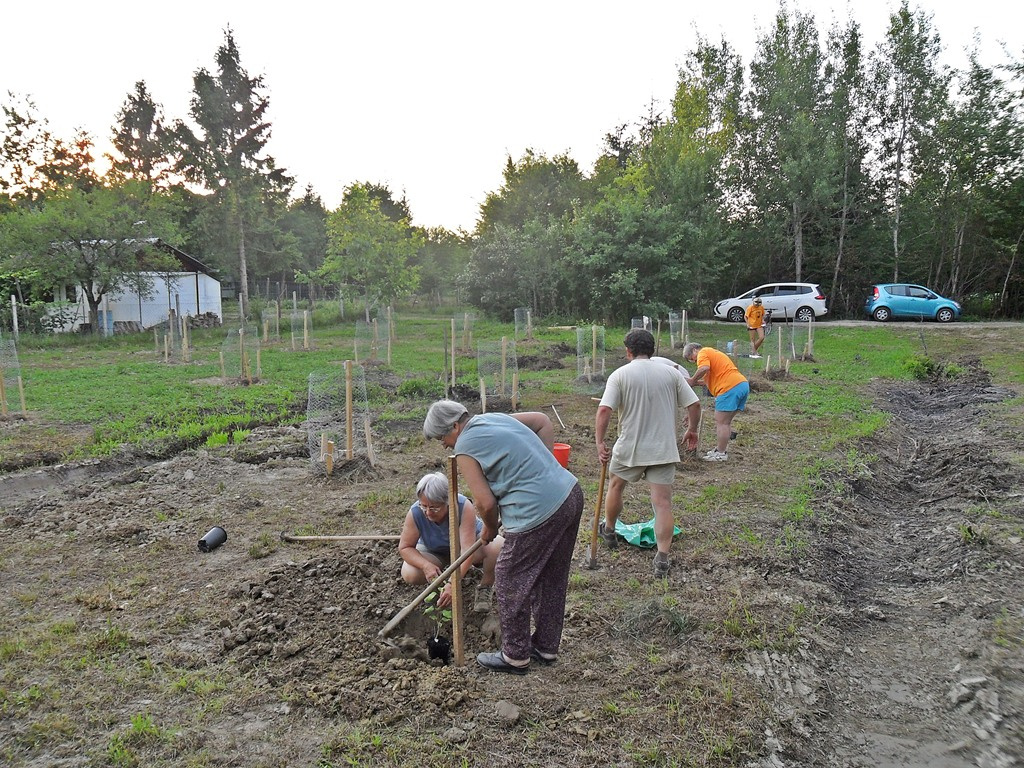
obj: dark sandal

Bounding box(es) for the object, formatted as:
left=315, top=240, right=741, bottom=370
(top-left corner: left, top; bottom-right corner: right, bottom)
left=530, top=648, right=557, bottom=666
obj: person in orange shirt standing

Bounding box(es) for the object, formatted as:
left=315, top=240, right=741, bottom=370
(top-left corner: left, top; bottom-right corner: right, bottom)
left=682, top=342, right=749, bottom=462
left=745, top=297, right=766, bottom=358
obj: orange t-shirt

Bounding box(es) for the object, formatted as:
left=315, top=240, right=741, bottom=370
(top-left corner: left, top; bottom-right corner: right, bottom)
left=696, top=347, right=747, bottom=396
left=745, top=304, right=765, bottom=329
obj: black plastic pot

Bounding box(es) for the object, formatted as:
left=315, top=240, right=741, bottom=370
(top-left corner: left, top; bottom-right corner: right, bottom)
left=427, top=635, right=451, bottom=663
left=198, top=526, right=227, bottom=552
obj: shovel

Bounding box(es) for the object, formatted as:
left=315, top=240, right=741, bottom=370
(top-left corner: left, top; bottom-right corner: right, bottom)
left=587, top=462, right=608, bottom=569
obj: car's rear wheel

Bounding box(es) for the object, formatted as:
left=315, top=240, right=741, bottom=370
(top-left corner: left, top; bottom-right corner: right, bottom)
left=727, top=307, right=745, bottom=323
left=872, top=307, right=891, bottom=322
left=936, top=307, right=955, bottom=323
left=794, top=306, right=815, bottom=323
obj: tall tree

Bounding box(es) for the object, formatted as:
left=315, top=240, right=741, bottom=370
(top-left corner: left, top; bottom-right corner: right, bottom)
left=741, top=6, right=834, bottom=282
left=312, top=182, right=422, bottom=318
left=108, top=81, right=172, bottom=187
left=867, top=1, right=949, bottom=281
left=172, top=28, right=292, bottom=318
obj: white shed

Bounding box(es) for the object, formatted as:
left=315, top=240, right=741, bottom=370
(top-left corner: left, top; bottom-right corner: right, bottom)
left=57, top=240, right=222, bottom=334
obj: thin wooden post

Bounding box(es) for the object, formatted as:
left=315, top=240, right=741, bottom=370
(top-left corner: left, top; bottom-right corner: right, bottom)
left=479, top=377, right=487, bottom=413
left=450, top=318, right=456, bottom=387
left=682, top=310, right=688, bottom=345
left=0, top=367, right=7, bottom=416
left=462, top=313, right=469, bottom=352
left=263, top=319, right=269, bottom=343
left=512, top=372, right=519, bottom=411
left=655, top=318, right=662, bottom=356
left=303, top=310, right=310, bottom=350
left=256, top=344, right=262, bottom=378
left=17, top=375, right=26, bottom=415
left=325, top=440, right=335, bottom=476
left=153, top=328, right=159, bottom=353
left=447, top=456, right=466, bottom=666
left=345, top=360, right=354, bottom=459
left=10, top=295, right=19, bottom=341
left=591, top=325, right=597, bottom=374
left=500, top=336, right=508, bottom=396
left=163, top=333, right=170, bottom=363
left=371, top=318, right=379, bottom=360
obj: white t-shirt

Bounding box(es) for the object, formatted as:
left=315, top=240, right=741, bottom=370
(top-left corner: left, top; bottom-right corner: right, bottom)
left=599, top=358, right=700, bottom=467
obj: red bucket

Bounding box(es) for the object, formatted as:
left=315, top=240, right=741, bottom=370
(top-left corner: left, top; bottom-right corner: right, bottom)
left=553, top=443, right=571, bottom=468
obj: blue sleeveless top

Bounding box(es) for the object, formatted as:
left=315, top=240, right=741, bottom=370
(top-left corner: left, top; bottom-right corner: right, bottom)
left=410, top=493, right=480, bottom=554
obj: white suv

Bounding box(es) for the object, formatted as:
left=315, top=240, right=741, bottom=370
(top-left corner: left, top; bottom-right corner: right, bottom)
left=714, top=283, right=828, bottom=323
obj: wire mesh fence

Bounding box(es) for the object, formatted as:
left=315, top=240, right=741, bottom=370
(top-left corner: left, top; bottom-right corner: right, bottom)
left=476, top=338, right=519, bottom=409
left=305, top=363, right=373, bottom=468
left=220, top=323, right=261, bottom=383
left=575, top=325, right=607, bottom=395
left=514, top=307, right=534, bottom=340
left=0, top=336, right=26, bottom=415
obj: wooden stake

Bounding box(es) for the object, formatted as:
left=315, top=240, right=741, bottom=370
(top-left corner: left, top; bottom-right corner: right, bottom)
left=164, top=333, right=170, bottom=363
left=303, top=310, right=310, bottom=350
left=0, top=367, right=7, bottom=416
left=256, top=344, right=262, bottom=378
left=363, top=415, right=376, bottom=467
left=479, top=377, right=487, bottom=413
left=512, top=372, right=519, bottom=411
left=263, top=319, right=269, bottom=343
left=325, top=440, right=335, bottom=476
left=345, top=360, right=354, bottom=459
left=450, top=318, right=456, bottom=386
left=500, top=336, right=507, bottom=396
left=153, top=328, right=159, bottom=353
left=448, top=456, right=466, bottom=666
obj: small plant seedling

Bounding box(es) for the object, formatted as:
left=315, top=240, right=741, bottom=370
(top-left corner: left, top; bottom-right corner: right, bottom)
left=422, top=590, right=452, bottom=640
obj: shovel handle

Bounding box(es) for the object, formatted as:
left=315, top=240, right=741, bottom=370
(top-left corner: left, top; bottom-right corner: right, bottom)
left=589, top=462, right=608, bottom=565
left=378, top=538, right=485, bottom=639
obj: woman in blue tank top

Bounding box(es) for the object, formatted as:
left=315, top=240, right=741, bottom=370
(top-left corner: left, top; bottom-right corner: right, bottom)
left=398, top=471, right=504, bottom=613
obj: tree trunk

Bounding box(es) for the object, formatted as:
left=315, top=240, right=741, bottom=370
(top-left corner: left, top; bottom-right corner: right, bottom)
left=793, top=201, right=804, bottom=282
left=237, top=209, right=249, bottom=320
left=999, top=228, right=1023, bottom=314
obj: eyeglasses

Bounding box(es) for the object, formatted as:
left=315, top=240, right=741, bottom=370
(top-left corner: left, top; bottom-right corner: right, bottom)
left=422, top=503, right=446, bottom=514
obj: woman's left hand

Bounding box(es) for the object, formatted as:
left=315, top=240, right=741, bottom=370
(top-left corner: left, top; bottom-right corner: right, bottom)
left=438, top=582, right=453, bottom=608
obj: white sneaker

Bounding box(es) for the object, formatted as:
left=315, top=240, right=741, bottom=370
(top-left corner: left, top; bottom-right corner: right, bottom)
left=702, top=450, right=728, bottom=462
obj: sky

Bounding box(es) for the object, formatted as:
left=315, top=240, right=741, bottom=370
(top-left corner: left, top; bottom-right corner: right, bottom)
left=4, top=1, right=1022, bottom=232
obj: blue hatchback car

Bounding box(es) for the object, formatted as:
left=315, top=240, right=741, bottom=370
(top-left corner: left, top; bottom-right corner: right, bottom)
left=864, top=284, right=961, bottom=323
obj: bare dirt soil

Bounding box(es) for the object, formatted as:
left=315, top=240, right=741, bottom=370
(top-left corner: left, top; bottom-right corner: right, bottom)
left=1, top=346, right=1022, bottom=767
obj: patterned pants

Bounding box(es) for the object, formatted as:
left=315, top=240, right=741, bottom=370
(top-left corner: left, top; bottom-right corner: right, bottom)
left=496, top=483, right=584, bottom=662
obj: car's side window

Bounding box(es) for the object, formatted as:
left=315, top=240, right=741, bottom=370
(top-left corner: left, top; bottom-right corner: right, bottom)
left=908, top=287, right=932, bottom=299
left=775, top=285, right=799, bottom=296
left=888, top=285, right=906, bottom=297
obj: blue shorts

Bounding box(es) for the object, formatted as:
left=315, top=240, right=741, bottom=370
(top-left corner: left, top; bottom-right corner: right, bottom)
left=715, top=380, right=749, bottom=412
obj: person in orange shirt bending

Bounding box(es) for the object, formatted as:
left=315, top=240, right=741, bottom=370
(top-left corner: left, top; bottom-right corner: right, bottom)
left=682, top=342, right=750, bottom=462
left=744, top=297, right=766, bottom=358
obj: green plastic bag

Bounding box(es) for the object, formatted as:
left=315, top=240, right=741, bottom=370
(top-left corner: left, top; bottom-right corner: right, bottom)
left=614, top=517, right=681, bottom=548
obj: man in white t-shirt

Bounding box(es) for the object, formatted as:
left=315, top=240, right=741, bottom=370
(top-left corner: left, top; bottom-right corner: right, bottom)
left=595, top=330, right=700, bottom=577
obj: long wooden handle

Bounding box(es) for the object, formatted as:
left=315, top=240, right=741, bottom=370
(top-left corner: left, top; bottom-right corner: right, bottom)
left=378, top=538, right=485, bottom=639
left=281, top=533, right=400, bottom=542
left=589, top=462, right=608, bottom=564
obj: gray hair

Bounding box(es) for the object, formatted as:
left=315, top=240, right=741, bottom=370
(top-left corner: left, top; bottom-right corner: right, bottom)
left=682, top=342, right=702, bottom=358
left=416, top=472, right=449, bottom=503
left=422, top=399, right=469, bottom=440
